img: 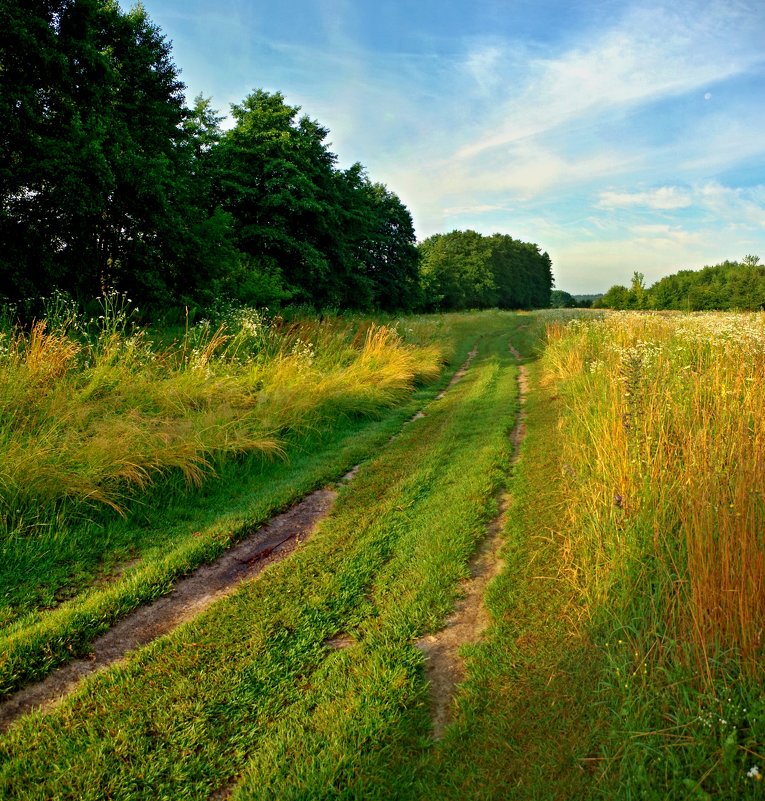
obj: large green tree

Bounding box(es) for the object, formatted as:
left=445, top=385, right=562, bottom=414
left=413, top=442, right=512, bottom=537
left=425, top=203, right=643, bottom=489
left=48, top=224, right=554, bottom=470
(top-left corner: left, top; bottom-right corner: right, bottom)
left=0, top=0, right=235, bottom=310
left=213, top=90, right=421, bottom=310
left=419, top=230, right=494, bottom=310
left=1, top=0, right=74, bottom=300
left=489, top=234, right=553, bottom=309
left=212, top=90, right=337, bottom=305
left=349, top=177, right=421, bottom=310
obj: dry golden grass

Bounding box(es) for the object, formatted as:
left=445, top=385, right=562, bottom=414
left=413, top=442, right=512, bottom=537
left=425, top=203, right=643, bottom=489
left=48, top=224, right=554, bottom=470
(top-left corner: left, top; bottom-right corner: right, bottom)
left=542, top=311, right=765, bottom=674
left=0, top=314, right=444, bottom=533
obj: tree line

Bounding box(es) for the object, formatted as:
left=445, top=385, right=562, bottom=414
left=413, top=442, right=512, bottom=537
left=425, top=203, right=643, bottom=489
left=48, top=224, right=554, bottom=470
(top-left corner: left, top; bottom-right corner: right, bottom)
left=549, top=290, right=595, bottom=309
left=595, top=256, right=765, bottom=311
left=1, top=1, right=553, bottom=318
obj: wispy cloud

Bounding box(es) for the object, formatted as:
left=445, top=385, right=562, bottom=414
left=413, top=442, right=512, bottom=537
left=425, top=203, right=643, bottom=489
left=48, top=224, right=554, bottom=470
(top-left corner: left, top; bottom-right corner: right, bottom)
left=597, top=183, right=765, bottom=225
left=631, top=224, right=702, bottom=247
left=391, top=2, right=765, bottom=270
left=697, top=182, right=765, bottom=228
left=462, top=44, right=506, bottom=96
left=598, top=187, right=693, bottom=210
left=454, top=4, right=763, bottom=160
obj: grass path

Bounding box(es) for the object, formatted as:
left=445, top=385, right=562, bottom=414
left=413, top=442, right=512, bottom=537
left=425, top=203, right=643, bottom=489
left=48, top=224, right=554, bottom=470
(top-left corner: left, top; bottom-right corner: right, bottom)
left=0, top=487, right=338, bottom=731
left=0, top=314, right=523, bottom=799
left=414, top=354, right=612, bottom=800
left=0, top=312, right=623, bottom=800
left=0, top=336, right=482, bottom=732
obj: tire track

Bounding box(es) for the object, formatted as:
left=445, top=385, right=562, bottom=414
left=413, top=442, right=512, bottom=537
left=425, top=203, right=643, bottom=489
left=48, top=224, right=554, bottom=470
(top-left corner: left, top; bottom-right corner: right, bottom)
left=417, top=340, right=528, bottom=738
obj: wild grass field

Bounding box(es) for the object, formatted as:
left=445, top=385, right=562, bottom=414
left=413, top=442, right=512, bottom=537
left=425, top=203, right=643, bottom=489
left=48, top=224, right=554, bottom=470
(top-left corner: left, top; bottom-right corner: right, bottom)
left=0, top=306, right=763, bottom=800
left=541, top=310, right=765, bottom=797
left=0, top=297, right=447, bottom=696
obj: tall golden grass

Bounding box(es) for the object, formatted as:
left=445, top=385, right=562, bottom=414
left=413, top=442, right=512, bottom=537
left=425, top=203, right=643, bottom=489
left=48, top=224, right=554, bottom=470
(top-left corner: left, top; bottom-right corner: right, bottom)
left=543, top=311, right=765, bottom=674
left=0, top=312, right=442, bottom=534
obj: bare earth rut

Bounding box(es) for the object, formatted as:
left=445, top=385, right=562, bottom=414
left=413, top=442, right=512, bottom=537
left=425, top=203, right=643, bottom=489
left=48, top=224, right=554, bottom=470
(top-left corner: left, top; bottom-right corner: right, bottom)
left=417, top=342, right=528, bottom=738
left=0, top=345, right=481, bottom=734
left=0, top=489, right=336, bottom=732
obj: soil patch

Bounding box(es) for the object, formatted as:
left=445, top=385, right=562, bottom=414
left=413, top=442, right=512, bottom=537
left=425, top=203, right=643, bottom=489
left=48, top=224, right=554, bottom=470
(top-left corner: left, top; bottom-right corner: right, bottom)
left=0, top=488, right=336, bottom=733
left=417, top=345, right=529, bottom=739
left=324, top=633, right=355, bottom=650
left=416, top=500, right=509, bottom=739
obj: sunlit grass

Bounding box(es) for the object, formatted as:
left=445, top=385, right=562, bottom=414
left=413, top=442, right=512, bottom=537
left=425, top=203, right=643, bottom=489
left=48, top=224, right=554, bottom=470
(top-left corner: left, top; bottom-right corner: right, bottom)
left=543, top=311, right=765, bottom=670
left=0, top=305, right=444, bottom=537
left=542, top=310, right=765, bottom=796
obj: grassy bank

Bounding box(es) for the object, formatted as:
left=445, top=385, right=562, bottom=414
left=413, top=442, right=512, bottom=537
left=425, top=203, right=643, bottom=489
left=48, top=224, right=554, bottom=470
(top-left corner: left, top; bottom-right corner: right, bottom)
left=0, top=312, right=524, bottom=799
left=0, top=301, right=442, bottom=537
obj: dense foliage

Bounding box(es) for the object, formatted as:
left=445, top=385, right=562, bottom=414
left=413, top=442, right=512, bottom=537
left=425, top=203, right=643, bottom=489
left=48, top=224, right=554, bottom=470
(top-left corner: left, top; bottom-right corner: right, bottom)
left=212, top=91, right=421, bottom=310
left=595, top=256, right=765, bottom=310
left=549, top=289, right=594, bottom=308
left=418, top=229, right=553, bottom=311
left=0, top=0, right=423, bottom=316
left=1, top=0, right=208, bottom=307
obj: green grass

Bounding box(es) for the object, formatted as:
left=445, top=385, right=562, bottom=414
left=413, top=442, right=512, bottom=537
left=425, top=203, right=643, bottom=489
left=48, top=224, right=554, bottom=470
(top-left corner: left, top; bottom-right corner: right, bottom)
left=0, top=307, right=443, bottom=538
left=0, top=312, right=523, bottom=800
left=7, top=309, right=757, bottom=800
left=0, top=311, right=476, bottom=698
left=0, top=404, right=420, bottom=698
left=415, top=356, right=611, bottom=801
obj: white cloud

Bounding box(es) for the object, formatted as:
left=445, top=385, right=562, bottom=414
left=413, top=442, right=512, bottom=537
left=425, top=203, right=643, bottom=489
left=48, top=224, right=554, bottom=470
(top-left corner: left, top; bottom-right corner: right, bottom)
left=552, top=234, right=728, bottom=293
left=443, top=203, right=512, bottom=216
left=697, top=182, right=765, bottom=228
left=595, top=182, right=765, bottom=225
left=462, top=44, right=505, bottom=95
left=598, top=187, right=693, bottom=210
left=631, top=225, right=702, bottom=248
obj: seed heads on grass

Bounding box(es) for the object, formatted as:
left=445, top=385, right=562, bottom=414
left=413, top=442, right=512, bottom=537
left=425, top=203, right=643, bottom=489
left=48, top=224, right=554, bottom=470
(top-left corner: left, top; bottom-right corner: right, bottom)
left=543, top=309, right=765, bottom=795
left=0, top=311, right=444, bottom=539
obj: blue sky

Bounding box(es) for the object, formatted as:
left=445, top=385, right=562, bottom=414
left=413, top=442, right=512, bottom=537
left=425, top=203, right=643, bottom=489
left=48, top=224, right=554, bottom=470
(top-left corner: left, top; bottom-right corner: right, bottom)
left=130, top=0, right=765, bottom=293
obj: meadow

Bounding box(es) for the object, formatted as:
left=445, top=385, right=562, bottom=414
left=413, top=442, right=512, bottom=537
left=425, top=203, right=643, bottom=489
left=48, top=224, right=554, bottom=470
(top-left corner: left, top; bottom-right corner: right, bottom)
left=0, top=296, right=446, bottom=696
left=541, top=310, right=765, bottom=797
left=0, top=306, right=763, bottom=799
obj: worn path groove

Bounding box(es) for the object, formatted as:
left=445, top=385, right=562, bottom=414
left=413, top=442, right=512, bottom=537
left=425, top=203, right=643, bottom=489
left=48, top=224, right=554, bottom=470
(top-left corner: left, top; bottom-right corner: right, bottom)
left=417, top=341, right=528, bottom=738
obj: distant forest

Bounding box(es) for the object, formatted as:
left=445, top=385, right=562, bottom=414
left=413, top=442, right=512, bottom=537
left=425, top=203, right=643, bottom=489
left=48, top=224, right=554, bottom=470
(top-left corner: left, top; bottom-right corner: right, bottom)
left=418, top=230, right=553, bottom=311
left=595, top=256, right=765, bottom=311
left=1, top=1, right=553, bottom=318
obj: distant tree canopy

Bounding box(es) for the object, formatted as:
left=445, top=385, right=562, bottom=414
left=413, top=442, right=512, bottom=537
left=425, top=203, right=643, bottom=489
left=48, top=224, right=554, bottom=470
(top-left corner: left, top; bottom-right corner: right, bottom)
left=549, top=289, right=596, bottom=308
left=1, top=2, right=551, bottom=318
left=594, top=258, right=765, bottom=311
left=418, top=230, right=553, bottom=311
